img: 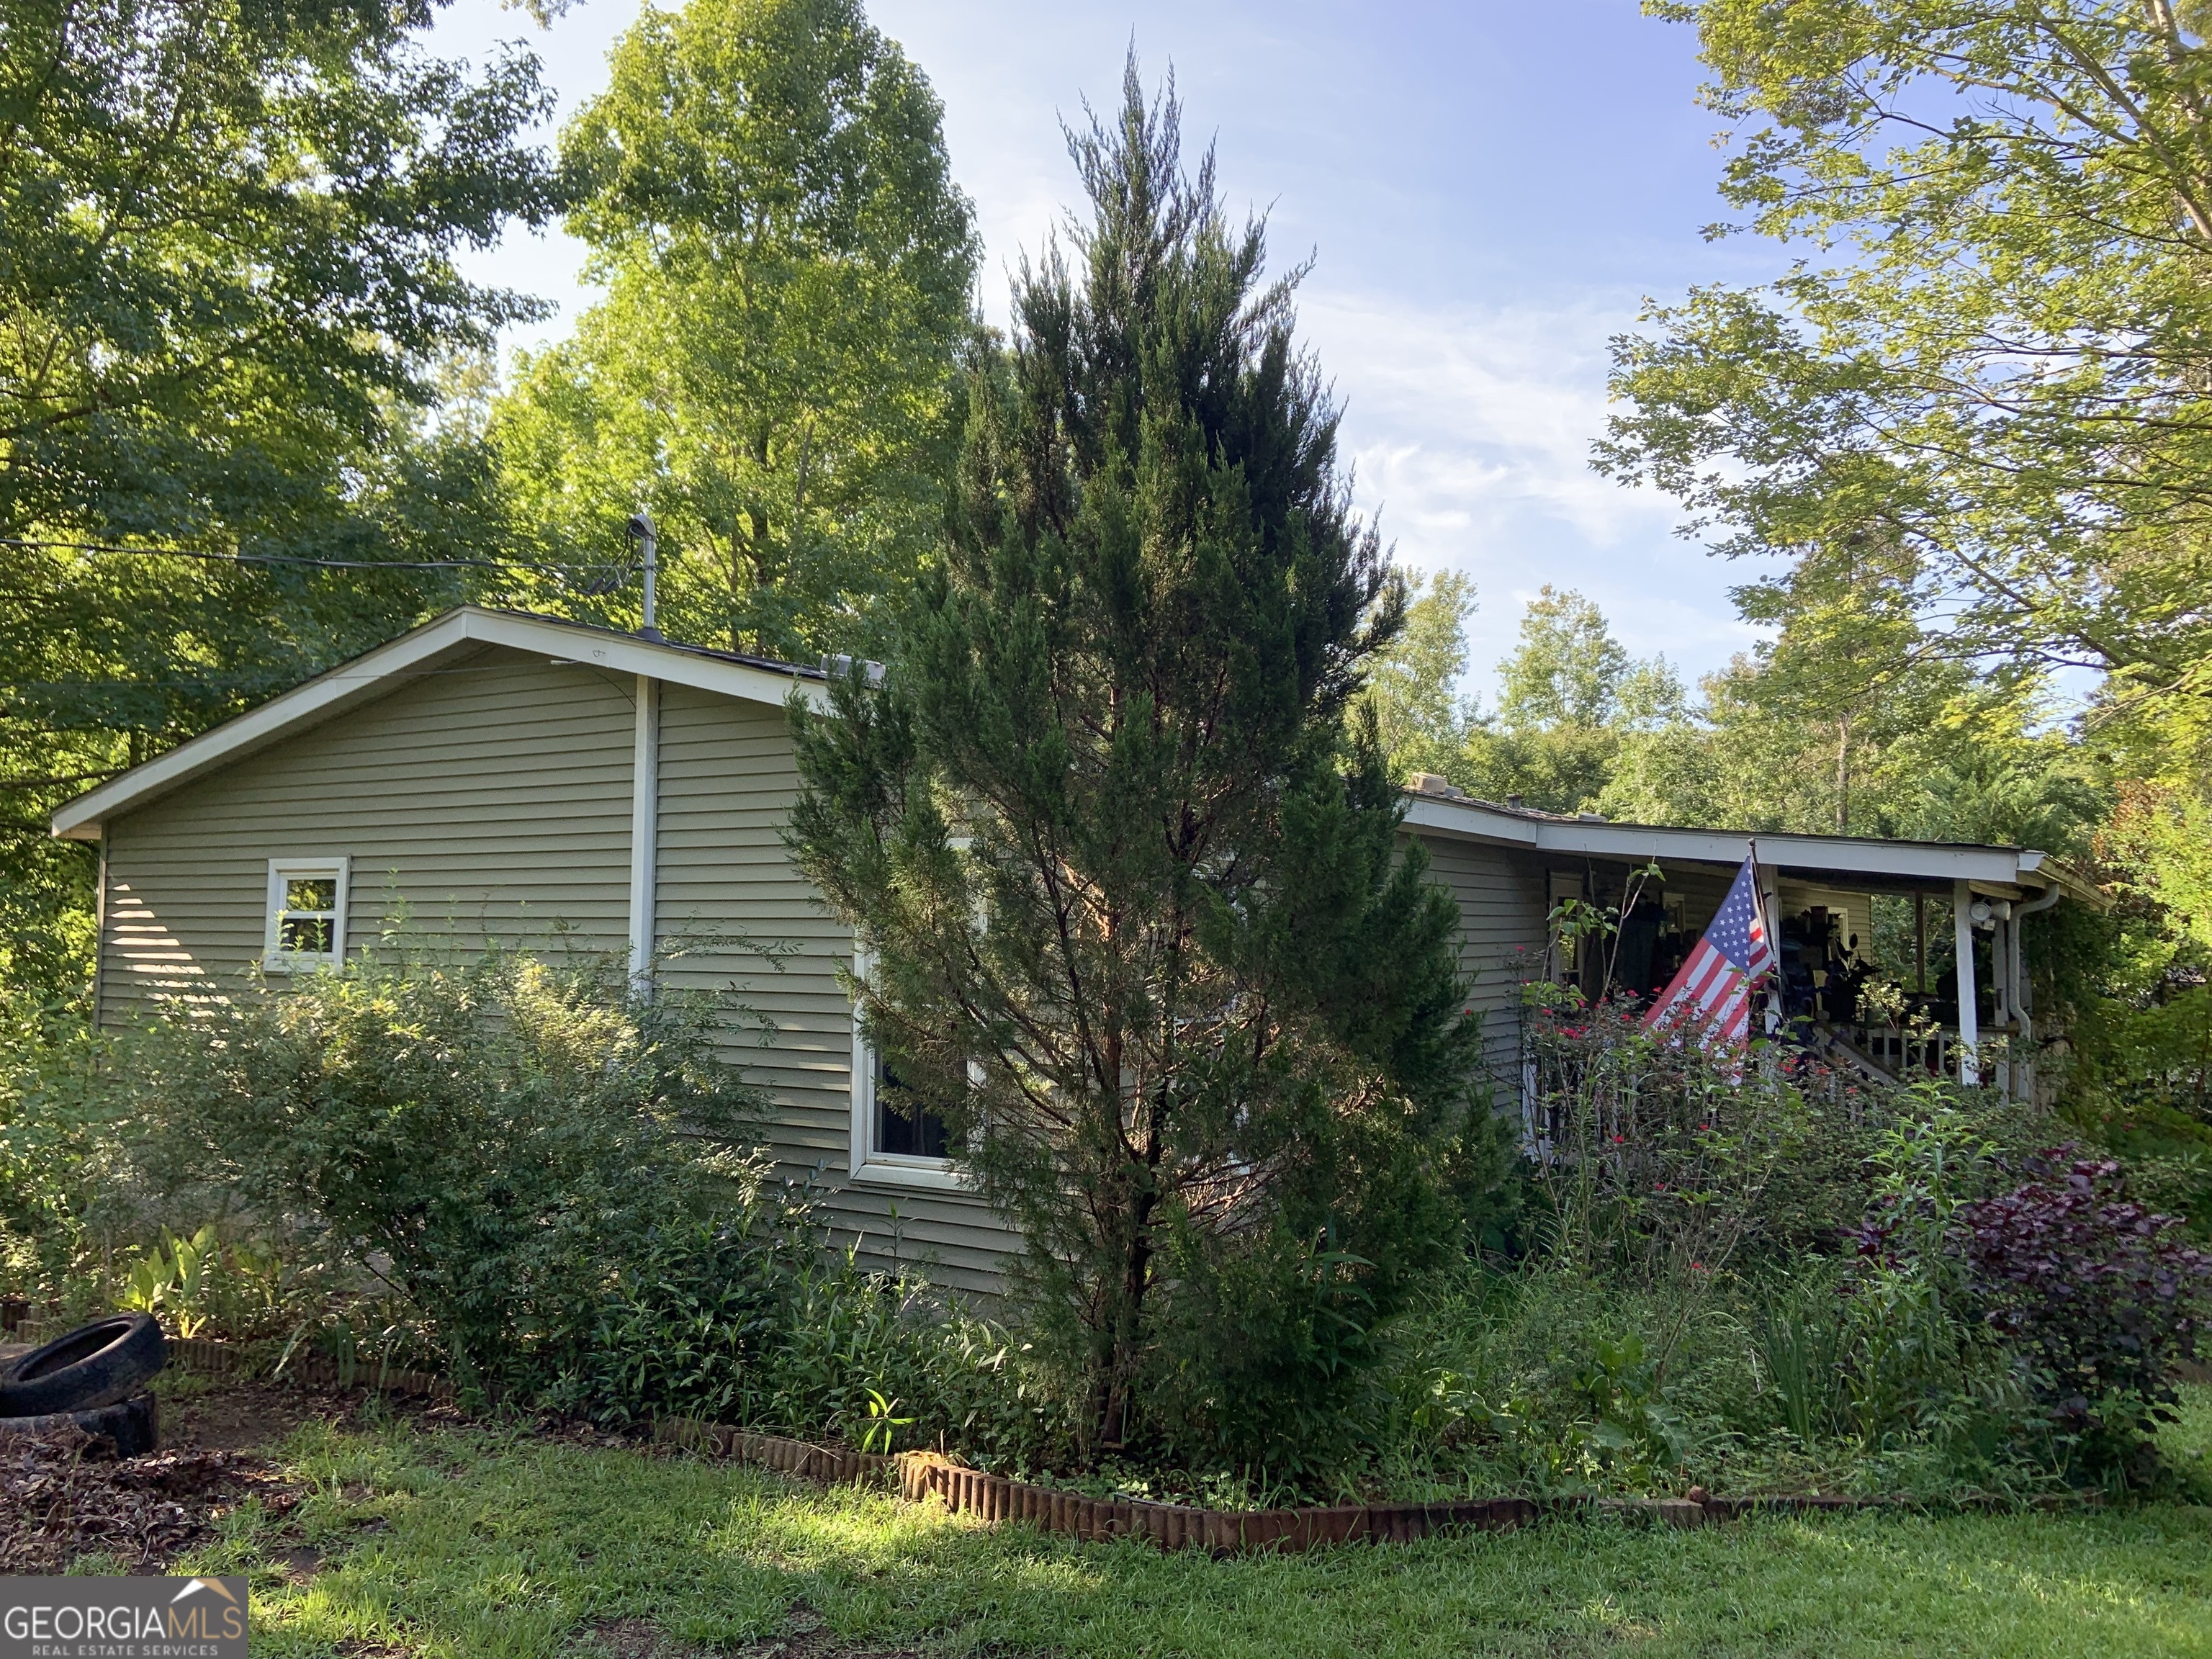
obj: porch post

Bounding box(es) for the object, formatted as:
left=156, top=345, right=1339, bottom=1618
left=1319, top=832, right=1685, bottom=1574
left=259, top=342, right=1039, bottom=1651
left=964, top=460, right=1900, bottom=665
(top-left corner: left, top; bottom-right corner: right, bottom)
left=1758, top=860, right=1782, bottom=1035
left=1952, top=880, right=1979, bottom=1085
left=1992, top=911, right=2013, bottom=1097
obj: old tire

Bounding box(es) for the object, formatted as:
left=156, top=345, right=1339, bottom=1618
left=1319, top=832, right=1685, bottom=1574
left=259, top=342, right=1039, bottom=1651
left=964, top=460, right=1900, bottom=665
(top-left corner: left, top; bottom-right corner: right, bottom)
left=0, top=1312, right=166, bottom=1416
left=0, top=1392, right=160, bottom=1457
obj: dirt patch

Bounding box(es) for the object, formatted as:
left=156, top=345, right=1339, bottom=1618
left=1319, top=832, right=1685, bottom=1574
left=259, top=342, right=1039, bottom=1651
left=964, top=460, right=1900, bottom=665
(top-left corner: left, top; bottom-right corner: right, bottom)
left=156, top=1372, right=369, bottom=1452
left=0, top=1426, right=302, bottom=1573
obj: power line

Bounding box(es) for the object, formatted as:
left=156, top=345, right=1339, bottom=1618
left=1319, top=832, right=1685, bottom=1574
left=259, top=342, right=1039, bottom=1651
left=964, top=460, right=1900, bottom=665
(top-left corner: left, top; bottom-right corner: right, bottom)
left=0, top=663, right=580, bottom=693
left=0, top=535, right=627, bottom=580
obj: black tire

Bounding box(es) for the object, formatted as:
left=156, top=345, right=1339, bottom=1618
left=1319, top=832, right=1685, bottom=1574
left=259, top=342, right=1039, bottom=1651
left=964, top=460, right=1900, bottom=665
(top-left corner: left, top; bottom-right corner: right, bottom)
left=0, top=1312, right=167, bottom=1416
left=0, top=1392, right=160, bottom=1457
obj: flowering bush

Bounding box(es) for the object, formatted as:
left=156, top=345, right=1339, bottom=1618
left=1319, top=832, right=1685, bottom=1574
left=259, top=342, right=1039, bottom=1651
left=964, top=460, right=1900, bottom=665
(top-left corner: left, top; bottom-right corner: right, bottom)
left=1954, top=1153, right=2212, bottom=1451
left=1519, top=984, right=1816, bottom=1283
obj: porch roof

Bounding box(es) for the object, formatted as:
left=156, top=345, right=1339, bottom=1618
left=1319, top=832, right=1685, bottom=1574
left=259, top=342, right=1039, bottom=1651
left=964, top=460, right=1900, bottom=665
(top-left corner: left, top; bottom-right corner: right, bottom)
left=1401, top=787, right=2097, bottom=904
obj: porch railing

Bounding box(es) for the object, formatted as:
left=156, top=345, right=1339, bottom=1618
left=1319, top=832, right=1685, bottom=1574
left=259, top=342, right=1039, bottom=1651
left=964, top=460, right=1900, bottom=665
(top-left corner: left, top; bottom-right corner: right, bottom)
left=1808, top=1018, right=2019, bottom=1089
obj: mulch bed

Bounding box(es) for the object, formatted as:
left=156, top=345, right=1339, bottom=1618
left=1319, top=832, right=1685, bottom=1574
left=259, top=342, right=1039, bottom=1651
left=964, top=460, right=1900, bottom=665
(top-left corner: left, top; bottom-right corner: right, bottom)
left=0, top=1424, right=302, bottom=1573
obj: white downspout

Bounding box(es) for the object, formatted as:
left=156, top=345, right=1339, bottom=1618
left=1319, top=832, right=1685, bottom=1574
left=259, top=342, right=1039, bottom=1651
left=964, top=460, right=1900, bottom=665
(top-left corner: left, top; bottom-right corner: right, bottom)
left=628, top=674, right=660, bottom=993
left=1952, top=880, right=1979, bottom=1085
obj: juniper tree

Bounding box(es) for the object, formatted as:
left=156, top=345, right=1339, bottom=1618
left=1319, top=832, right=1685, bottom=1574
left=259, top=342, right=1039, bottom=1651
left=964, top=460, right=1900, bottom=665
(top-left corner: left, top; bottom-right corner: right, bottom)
left=788, top=66, right=1504, bottom=1467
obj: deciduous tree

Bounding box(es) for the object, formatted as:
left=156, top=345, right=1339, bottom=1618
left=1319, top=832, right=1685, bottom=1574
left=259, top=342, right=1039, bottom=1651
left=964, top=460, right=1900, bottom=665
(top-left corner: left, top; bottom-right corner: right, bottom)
left=0, top=0, right=562, bottom=1007
left=491, top=0, right=977, bottom=661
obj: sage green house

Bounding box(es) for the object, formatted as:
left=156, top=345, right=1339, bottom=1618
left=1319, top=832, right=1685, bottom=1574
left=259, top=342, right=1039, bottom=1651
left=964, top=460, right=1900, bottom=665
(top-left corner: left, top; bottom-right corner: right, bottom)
left=53, top=606, right=2083, bottom=1295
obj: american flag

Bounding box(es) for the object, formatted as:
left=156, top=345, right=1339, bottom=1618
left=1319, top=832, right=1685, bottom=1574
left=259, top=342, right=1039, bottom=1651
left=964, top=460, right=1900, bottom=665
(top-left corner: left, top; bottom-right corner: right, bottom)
left=1642, top=855, right=1774, bottom=1043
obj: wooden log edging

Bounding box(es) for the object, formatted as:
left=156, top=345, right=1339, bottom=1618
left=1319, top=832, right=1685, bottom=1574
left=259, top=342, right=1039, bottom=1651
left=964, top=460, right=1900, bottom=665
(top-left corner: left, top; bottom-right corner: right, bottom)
left=647, top=1414, right=1892, bottom=1555
left=6, top=1321, right=454, bottom=1401
left=167, top=1335, right=458, bottom=1402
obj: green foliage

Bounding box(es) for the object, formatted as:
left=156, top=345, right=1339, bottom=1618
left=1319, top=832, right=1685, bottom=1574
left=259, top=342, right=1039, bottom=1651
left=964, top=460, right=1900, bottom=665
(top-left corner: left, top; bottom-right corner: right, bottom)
left=1611, top=1, right=2212, bottom=701
left=534, top=1203, right=1074, bottom=1463
left=1603, top=0, right=2209, bottom=1167
left=1452, top=585, right=1688, bottom=815
left=119, top=1224, right=222, bottom=1338
left=490, top=0, right=978, bottom=661
left=1496, top=586, right=1634, bottom=732
left=0, top=1008, right=94, bottom=1293
left=1519, top=986, right=1820, bottom=1288
left=0, top=0, right=565, bottom=1012
left=111, top=947, right=767, bottom=1384
left=1355, top=569, right=1478, bottom=782
left=787, top=62, right=1508, bottom=1470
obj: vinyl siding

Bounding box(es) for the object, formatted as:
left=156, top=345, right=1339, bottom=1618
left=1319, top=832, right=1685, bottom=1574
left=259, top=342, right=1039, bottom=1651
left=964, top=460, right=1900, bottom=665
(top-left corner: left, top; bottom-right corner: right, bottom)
left=96, top=655, right=1596, bottom=1301
left=1410, top=835, right=1550, bottom=1088
left=651, top=683, right=1020, bottom=1295
left=98, top=647, right=636, bottom=1021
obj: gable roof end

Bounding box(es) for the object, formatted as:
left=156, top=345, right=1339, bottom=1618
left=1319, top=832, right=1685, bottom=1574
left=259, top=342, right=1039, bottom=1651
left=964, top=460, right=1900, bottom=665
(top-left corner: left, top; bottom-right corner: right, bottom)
left=50, top=607, right=831, bottom=841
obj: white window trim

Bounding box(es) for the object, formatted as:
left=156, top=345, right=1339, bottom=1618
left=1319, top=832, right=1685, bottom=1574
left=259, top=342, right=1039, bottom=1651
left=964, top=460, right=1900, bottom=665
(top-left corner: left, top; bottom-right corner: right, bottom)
left=848, top=943, right=968, bottom=1192
left=262, top=857, right=351, bottom=973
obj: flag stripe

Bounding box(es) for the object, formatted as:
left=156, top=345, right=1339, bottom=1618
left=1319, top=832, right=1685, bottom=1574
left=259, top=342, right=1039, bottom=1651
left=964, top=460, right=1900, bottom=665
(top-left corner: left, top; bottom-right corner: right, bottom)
left=1640, top=855, right=1771, bottom=1046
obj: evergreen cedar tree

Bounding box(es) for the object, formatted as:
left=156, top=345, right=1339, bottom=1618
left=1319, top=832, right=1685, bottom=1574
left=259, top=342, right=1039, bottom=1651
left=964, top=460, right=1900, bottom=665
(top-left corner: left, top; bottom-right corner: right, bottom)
left=788, top=65, right=1509, bottom=1466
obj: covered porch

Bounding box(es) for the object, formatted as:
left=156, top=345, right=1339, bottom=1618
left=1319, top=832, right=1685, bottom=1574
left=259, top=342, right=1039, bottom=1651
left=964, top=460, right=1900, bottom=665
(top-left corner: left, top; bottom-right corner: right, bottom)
left=1401, top=786, right=2094, bottom=1101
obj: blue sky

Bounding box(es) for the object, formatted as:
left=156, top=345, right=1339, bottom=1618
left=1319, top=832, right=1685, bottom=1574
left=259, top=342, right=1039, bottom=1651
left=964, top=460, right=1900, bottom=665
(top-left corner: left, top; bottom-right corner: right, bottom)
left=430, top=1, right=1791, bottom=701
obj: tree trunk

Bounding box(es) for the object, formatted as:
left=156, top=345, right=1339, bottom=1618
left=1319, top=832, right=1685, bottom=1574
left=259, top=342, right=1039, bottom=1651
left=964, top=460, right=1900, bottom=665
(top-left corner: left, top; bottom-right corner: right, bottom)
left=1835, top=714, right=1851, bottom=834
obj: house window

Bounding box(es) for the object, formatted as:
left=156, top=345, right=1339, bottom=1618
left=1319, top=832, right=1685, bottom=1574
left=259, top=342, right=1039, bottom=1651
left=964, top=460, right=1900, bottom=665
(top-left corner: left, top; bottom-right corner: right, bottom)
left=264, top=858, right=349, bottom=971
left=849, top=945, right=963, bottom=1190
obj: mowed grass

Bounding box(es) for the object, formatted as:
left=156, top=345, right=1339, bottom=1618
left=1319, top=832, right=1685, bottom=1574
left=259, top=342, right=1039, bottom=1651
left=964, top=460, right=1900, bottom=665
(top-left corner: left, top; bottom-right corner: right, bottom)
left=161, top=1393, right=2212, bottom=1659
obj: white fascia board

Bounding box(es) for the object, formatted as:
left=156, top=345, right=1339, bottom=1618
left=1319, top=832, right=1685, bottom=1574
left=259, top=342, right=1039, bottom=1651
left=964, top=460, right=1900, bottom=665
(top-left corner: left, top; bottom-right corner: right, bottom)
left=1401, top=795, right=1539, bottom=845
left=52, top=607, right=829, bottom=841
left=469, top=611, right=829, bottom=714
left=1402, top=792, right=2038, bottom=886
left=52, top=610, right=483, bottom=840
left=1528, top=822, right=2030, bottom=885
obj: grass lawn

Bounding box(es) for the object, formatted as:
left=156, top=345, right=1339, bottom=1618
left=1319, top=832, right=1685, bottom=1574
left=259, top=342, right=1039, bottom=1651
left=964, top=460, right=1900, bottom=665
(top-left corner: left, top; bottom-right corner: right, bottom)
left=125, top=1384, right=2212, bottom=1658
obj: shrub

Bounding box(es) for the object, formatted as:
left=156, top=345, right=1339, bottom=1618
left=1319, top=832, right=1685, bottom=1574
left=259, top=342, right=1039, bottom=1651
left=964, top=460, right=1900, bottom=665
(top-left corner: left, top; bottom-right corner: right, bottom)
left=539, top=1208, right=1076, bottom=1465
left=1955, top=1152, right=2212, bottom=1464
left=0, top=1008, right=152, bottom=1308
left=1519, top=986, right=1820, bottom=1284
left=118, top=946, right=767, bottom=1385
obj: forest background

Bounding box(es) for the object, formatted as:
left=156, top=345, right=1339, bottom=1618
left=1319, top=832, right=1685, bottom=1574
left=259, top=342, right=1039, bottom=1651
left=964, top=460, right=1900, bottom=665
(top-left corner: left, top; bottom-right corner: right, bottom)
left=0, top=0, right=2206, bottom=1174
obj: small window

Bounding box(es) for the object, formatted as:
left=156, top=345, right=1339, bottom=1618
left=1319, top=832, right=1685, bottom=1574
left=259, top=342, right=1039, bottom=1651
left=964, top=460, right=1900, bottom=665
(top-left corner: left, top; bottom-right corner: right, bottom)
left=849, top=943, right=963, bottom=1190
left=264, top=858, right=349, bottom=971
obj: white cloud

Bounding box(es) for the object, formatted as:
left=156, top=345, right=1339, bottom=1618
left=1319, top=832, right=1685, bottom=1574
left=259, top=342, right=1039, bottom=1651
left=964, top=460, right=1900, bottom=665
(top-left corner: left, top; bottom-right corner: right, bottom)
left=1301, top=290, right=1671, bottom=552
left=1295, top=291, right=1758, bottom=691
